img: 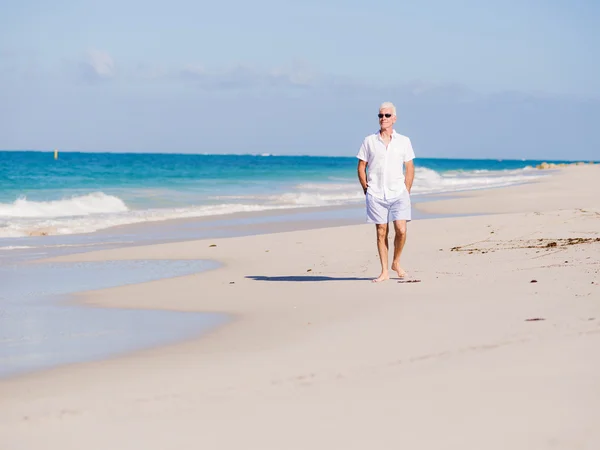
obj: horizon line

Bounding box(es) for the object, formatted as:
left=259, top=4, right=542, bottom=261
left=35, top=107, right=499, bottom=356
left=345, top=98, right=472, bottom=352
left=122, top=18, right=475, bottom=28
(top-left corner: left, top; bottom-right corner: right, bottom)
left=0, top=149, right=598, bottom=164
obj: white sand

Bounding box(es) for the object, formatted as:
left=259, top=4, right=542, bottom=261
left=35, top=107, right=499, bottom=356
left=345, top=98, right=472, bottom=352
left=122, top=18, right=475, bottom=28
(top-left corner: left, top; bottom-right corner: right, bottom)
left=1, top=166, right=599, bottom=450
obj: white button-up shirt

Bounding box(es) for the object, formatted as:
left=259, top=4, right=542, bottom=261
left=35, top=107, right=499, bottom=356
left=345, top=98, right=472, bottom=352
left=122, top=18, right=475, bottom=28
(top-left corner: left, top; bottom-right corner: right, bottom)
left=356, top=130, right=415, bottom=200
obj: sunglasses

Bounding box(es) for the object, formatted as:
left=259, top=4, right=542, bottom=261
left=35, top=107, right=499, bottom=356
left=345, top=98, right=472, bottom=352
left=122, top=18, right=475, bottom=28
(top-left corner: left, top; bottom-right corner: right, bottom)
left=378, top=113, right=393, bottom=118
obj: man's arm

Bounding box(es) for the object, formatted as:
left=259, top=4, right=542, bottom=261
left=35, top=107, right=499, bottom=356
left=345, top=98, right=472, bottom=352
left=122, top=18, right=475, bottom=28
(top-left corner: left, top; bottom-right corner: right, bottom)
left=357, top=159, right=368, bottom=194
left=404, top=160, right=415, bottom=193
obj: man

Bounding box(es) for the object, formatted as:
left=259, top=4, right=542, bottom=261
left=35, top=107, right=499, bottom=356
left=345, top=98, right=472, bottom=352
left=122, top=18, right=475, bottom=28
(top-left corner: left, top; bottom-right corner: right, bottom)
left=357, top=102, right=415, bottom=283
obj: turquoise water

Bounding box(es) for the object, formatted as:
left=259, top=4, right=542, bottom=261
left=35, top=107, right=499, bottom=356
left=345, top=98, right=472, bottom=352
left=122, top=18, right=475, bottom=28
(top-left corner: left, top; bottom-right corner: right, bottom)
left=0, top=150, right=572, bottom=238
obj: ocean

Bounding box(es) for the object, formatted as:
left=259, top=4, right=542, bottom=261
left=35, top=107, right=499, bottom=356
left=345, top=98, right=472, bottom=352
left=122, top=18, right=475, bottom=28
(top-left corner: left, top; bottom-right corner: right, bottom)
left=0, top=150, right=560, bottom=239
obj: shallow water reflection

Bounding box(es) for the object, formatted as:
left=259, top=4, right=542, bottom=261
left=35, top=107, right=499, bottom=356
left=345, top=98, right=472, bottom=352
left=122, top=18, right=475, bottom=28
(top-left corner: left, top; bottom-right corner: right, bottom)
left=0, top=259, right=227, bottom=378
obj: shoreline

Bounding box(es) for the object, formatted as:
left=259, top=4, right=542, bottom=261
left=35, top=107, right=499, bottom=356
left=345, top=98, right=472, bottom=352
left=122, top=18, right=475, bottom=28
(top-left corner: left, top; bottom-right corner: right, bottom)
left=0, top=192, right=461, bottom=267
left=1, top=165, right=599, bottom=449
left=1, top=190, right=460, bottom=242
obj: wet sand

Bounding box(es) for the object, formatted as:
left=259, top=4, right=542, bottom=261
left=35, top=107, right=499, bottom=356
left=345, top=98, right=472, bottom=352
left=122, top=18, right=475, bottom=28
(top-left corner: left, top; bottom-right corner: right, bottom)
left=0, top=259, right=226, bottom=378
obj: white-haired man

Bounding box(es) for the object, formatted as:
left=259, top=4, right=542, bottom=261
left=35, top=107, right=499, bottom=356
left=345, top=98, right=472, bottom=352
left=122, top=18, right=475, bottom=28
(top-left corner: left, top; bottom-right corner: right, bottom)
left=357, top=102, right=415, bottom=282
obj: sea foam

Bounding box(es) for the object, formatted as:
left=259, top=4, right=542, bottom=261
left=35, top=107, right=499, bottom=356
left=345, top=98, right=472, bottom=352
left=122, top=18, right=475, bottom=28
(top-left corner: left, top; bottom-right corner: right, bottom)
left=0, top=192, right=128, bottom=218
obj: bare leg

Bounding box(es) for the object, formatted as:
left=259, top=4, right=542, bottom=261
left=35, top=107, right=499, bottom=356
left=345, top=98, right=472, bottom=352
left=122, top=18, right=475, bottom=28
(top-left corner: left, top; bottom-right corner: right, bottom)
left=391, top=220, right=407, bottom=278
left=373, top=223, right=389, bottom=282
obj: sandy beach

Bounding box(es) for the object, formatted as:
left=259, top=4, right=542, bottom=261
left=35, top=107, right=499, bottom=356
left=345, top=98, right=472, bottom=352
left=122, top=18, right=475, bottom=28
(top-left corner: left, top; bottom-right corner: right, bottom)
left=1, top=165, right=599, bottom=449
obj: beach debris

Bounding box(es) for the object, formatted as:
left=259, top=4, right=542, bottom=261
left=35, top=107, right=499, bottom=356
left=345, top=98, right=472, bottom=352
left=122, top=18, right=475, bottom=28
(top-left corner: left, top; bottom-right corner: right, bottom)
left=530, top=279, right=538, bottom=283
left=209, top=244, right=217, bottom=247
left=229, top=281, right=235, bottom=284
left=525, top=317, right=545, bottom=321
left=31, top=231, right=48, bottom=236
left=450, top=237, right=600, bottom=253
left=306, top=269, right=312, bottom=272
left=399, top=279, right=421, bottom=283
left=535, top=161, right=591, bottom=169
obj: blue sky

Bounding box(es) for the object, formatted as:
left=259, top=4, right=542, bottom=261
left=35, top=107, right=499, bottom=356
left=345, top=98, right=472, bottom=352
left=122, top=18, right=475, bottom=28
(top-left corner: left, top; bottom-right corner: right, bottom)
left=1, top=0, right=599, bottom=159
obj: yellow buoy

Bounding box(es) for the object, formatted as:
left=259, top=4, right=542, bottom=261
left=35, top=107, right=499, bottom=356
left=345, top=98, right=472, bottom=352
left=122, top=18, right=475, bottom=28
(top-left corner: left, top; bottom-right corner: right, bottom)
left=54, top=149, right=58, bottom=160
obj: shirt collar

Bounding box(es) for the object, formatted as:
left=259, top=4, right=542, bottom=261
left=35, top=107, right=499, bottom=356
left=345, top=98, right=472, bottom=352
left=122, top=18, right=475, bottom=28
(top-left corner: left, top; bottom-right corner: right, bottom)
left=377, top=129, right=398, bottom=141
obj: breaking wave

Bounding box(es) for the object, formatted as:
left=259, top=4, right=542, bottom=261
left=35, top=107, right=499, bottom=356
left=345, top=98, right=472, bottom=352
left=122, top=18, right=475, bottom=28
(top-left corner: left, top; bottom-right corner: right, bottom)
left=0, top=167, right=544, bottom=238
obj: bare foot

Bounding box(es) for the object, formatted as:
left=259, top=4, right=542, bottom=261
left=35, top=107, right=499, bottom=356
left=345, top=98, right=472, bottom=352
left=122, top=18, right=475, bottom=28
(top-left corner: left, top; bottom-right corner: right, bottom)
left=391, top=262, right=406, bottom=278
left=372, top=272, right=389, bottom=283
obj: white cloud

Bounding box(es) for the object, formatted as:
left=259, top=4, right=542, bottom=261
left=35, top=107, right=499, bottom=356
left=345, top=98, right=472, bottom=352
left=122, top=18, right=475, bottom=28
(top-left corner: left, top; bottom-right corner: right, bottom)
left=180, top=61, right=319, bottom=90
left=80, top=49, right=115, bottom=81
left=269, top=60, right=316, bottom=87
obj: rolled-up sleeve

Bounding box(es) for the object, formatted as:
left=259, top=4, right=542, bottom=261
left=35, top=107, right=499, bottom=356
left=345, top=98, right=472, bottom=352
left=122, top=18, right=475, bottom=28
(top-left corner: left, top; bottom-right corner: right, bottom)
left=356, top=139, right=369, bottom=162
left=404, top=138, right=415, bottom=161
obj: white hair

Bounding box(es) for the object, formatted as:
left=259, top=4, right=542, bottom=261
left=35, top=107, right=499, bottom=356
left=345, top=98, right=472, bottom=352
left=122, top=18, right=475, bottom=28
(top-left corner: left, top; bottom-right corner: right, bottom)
left=379, top=101, right=396, bottom=116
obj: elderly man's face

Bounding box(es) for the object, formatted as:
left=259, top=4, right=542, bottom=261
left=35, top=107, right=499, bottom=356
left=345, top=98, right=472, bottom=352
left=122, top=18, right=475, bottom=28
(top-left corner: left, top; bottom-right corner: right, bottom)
left=378, top=108, right=396, bottom=128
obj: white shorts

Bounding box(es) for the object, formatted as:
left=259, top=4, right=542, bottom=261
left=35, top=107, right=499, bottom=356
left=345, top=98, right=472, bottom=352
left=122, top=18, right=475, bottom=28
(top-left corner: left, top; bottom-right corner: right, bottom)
left=366, top=191, right=411, bottom=224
